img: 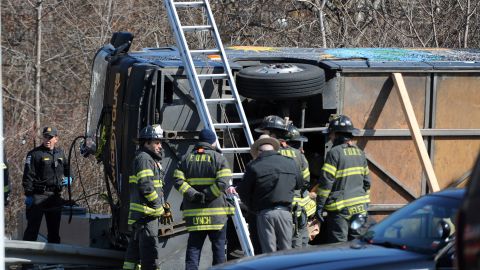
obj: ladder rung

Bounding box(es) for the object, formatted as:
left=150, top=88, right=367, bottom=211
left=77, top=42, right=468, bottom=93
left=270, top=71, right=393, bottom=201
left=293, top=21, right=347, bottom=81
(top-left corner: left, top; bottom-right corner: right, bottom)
left=173, top=1, right=204, bottom=7
left=205, top=98, right=236, bottom=104
left=214, top=123, right=244, bottom=129
left=182, top=25, right=212, bottom=32
left=222, top=147, right=251, bottom=154
left=190, top=49, right=221, bottom=55
left=197, top=73, right=228, bottom=80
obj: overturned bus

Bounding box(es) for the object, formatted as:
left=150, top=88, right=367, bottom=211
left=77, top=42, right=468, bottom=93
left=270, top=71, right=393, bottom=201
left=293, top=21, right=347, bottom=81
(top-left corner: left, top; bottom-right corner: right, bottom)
left=83, top=32, right=480, bottom=259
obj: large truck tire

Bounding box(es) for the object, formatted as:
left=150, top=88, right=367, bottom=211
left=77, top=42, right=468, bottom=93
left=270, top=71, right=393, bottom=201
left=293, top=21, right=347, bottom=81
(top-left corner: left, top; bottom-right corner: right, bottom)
left=236, top=63, right=325, bottom=100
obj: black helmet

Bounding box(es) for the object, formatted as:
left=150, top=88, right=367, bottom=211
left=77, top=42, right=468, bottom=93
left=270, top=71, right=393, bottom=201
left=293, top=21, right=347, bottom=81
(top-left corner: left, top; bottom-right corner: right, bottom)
left=254, top=115, right=289, bottom=133
left=285, top=123, right=308, bottom=142
left=138, top=124, right=164, bottom=140
left=323, top=115, right=360, bottom=135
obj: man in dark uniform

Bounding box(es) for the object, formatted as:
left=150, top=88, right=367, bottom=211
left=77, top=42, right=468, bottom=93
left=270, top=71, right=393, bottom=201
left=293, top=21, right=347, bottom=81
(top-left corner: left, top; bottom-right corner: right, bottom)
left=237, top=135, right=303, bottom=253
left=255, top=116, right=313, bottom=248
left=22, top=126, right=70, bottom=244
left=173, top=128, right=234, bottom=270
left=123, top=124, right=169, bottom=270
left=316, top=115, right=371, bottom=243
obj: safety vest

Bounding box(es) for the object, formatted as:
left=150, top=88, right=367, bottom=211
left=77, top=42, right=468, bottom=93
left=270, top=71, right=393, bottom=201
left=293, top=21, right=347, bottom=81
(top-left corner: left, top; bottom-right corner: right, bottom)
left=174, top=142, right=234, bottom=232
left=317, top=143, right=371, bottom=214
left=128, top=149, right=165, bottom=225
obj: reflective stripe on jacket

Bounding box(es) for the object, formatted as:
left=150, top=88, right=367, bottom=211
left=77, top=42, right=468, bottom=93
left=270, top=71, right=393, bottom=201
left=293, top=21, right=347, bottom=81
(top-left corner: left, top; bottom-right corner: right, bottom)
left=174, top=142, right=234, bottom=232
left=128, top=148, right=165, bottom=225
left=317, top=143, right=371, bottom=213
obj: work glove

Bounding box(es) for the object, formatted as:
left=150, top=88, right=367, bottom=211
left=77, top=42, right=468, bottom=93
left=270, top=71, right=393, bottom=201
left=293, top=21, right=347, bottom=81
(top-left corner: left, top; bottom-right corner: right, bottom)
left=191, top=192, right=205, bottom=204
left=315, top=205, right=324, bottom=223
left=62, top=176, right=73, bottom=186
left=160, top=202, right=174, bottom=225
left=25, top=196, right=33, bottom=208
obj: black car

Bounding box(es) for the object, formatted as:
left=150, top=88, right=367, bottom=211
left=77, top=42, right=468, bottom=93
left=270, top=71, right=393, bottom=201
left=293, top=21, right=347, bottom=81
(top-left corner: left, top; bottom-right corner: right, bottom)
left=213, top=189, right=464, bottom=270
left=457, top=153, right=480, bottom=270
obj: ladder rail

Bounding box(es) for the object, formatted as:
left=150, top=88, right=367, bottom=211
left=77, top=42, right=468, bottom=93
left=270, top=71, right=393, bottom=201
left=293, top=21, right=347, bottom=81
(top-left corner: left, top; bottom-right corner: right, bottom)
left=164, top=0, right=219, bottom=146
left=164, top=0, right=256, bottom=257
left=202, top=0, right=254, bottom=146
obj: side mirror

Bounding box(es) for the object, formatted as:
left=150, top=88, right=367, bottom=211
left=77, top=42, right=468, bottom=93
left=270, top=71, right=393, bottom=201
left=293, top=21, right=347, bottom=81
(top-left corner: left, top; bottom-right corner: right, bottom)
left=436, top=220, right=451, bottom=240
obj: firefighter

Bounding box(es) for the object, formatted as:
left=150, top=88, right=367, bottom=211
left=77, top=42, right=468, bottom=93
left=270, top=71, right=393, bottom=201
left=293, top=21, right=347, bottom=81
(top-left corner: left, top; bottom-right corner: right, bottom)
left=316, top=115, right=371, bottom=243
left=22, top=126, right=70, bottom=244
left=284, top=123, right=317, bottom=247
left=237, top=134, right=303, bottom=253
left=255, top=116, right=313, bottom=248
left=173, top=128, right=234, bottom=270
left=123, top=124, right=171, bottom=270
left=3, top=154, right=10, bottom=207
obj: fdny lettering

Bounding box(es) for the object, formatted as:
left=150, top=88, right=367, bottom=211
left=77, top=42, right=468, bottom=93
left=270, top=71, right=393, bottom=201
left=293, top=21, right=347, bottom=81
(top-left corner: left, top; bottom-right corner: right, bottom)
left=279, top=149, right=297, bottom=158
left=188, top=154, right=211, bottom=162
left=343, top=148, right=361, bottom=156
left=193, top=216, right=212, bottom=225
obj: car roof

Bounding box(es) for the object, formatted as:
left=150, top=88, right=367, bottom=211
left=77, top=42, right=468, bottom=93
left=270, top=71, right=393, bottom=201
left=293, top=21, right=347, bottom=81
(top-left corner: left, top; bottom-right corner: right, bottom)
left=428, top=188, right=465, bottom=200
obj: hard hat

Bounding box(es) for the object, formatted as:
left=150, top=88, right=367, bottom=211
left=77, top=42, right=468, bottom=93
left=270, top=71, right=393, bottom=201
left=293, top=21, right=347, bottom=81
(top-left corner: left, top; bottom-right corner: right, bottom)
left=323, top=115, right=360, bottom=135
left=285, top=123, right=308, bottom=142
left=254, top=115, right=289, bottom=133
left=138, top=124, right=164, bottom=140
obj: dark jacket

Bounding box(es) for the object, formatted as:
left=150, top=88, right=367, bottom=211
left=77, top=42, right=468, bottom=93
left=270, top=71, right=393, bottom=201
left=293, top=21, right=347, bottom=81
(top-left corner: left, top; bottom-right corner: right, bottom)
left=237, top=151, right=303, bottom=212
left=23, top=145, right=70, bottom=196
left=128, top=147, right=165, bottom=225
left=174, top=142, right=234, bottom=231
left=317, top=143, right=371, bottom=213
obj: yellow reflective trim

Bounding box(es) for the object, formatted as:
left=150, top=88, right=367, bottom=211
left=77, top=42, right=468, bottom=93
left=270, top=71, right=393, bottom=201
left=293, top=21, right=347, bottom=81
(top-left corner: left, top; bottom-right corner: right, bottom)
left=302, top=168, right=310, bottom=179
left=187, top=224, right=225, bottom=231
left=178, top=182, right=191, bottom=194
left=187, top=178, right=215, bottom=185
left=123, top=261, right=136, bottom=270
left=210, top=184, right=221, bottom=197
left=174, top=169, right=185, bottom=180
left=153, top=180, right=163, bottom=188
left=4, top=185, right=9, bottom=193
left=317, top=187, right=330, bottom=197
left=216, top=168, right=232, bottom=178
left=129, top=175, right=138, bottom=184
left=335, top=166, right=368, bottom=178
left=129, top=203, right=164, bottom=216
left=322, top=163, right=337, bottom=176
left=324, top=195, right=370, bottom=211
left=137, top=169, right=154, bottom=179
left=128, top=219, right=136, bottom=225
left=145, top=191, right=158, bottom=202
left=183, top=207, right=235, bottom=217
left=304, top=198, right=317, bottom=217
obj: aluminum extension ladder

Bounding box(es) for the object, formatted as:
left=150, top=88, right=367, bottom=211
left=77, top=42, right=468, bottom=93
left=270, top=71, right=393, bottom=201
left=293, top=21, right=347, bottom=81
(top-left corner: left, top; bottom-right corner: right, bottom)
left=164, top=0, right=255, bottom=257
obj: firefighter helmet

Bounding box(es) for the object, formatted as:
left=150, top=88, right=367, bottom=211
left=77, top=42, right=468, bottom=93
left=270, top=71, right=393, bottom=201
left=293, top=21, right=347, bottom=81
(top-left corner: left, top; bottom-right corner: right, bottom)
left=285, top=123, right=308, bottom=142
left=323, top=115, right=360, bottom=135
left=254, top=115, right=289, bottom=133
left=138, top=124, right=164, bottom=140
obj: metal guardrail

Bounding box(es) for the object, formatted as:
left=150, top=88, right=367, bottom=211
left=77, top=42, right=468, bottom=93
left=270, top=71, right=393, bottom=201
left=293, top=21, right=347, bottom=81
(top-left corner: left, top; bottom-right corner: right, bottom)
left=5, top=240, right=124, bottom=267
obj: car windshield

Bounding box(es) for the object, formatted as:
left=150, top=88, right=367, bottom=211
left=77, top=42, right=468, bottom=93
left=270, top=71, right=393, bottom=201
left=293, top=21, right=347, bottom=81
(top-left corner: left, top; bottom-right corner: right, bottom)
left=364, top=194, right=460, bottom=254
